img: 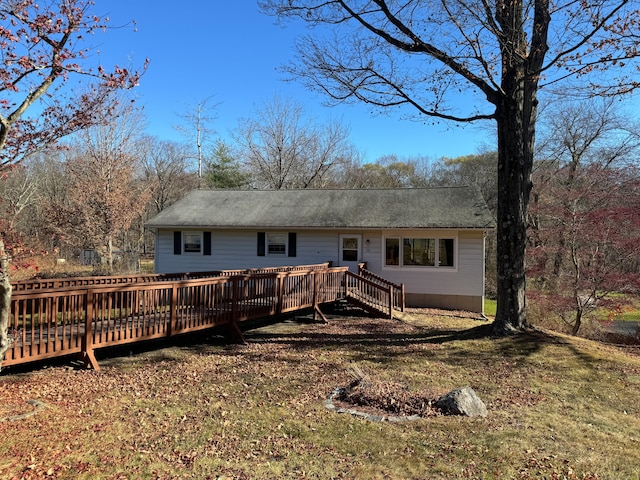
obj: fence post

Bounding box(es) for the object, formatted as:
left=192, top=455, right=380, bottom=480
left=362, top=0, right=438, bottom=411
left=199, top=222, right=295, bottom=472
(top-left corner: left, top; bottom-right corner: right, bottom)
left=231, top=276, right=239, bottom=322
left=81, top=289, right=100, bottom=370
left=343, top=271, right=348, bottom=298
left=388, top=285, right=394, bottom=319
left=276, top=273, right=285, bottom=315
left=312, top=270, right=318, bottom=310
left=169, top=282, right=177, bottom=338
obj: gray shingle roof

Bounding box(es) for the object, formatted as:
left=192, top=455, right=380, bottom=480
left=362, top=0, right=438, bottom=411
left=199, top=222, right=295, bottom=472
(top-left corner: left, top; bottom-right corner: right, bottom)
left=145, top=187, right=495, bottom=230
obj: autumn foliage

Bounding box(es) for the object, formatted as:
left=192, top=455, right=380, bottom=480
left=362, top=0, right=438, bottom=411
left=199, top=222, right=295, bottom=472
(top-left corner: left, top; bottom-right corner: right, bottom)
left=0, top=0, right=145, bottom=165
left=0, top=0, right=145, bottom=367
left=528, top=163, right=640, bottom=334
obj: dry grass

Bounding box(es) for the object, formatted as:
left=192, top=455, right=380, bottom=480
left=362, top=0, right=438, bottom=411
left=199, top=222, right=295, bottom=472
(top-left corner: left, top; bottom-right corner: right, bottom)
left=1, top=306, right=640, bottom=479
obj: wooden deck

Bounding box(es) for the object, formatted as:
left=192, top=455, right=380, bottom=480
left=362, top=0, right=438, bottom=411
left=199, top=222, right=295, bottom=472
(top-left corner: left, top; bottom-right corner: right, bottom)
left=3, top=264, right=404, bottom=370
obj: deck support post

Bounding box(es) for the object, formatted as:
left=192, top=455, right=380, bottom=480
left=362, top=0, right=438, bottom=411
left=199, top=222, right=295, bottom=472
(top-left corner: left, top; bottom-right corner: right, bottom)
left=312, top=272, right=328, bottom=323
left=79, top=349, right=100, bottom=371
left=231, top=276, right=239, bottom=322
left=81, top=289, right=100, bottom=371
left=226, top=320, right=247, bottom=345
left=313, top=305, right=328, bottom=324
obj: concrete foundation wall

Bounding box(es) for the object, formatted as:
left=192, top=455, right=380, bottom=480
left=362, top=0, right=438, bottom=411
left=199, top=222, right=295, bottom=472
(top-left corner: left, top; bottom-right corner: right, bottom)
left=406, top=293, right=484, bottom=314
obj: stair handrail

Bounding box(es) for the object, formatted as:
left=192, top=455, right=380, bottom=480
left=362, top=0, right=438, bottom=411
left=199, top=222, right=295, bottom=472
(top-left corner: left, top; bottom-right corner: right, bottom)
left=357, top=267, right=405, bottom=312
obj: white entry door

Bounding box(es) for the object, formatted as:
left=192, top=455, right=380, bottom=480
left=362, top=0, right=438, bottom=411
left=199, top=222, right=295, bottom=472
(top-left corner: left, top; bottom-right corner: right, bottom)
left=339, top=234, right=361, bottom=271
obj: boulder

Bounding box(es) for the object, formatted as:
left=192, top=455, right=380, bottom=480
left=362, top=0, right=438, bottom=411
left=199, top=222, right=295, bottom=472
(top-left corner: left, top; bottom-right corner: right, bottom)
left=435, top=386, right=487, bottom=417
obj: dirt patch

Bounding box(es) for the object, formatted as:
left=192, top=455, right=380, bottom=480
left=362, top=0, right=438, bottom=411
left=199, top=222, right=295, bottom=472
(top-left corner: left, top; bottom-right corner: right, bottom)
left=326, top=366, right=444, bottom=420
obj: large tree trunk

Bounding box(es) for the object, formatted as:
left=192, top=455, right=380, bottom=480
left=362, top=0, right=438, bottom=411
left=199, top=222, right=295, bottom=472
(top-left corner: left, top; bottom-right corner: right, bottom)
left=492, top=63, right=537, bottom=332
left=0, top=238, right=13, bottom=370
left=493, top=106, right=533, bottom=333
left=490, top=0, right=547, bottom=334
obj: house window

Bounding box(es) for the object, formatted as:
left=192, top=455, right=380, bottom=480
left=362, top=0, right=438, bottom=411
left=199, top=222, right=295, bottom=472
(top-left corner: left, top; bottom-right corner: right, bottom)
left=258, top=232, right=297, bottom=257
left=173, top=231, right=211, bottom=255
left=183, top=232, right=202, bottom=253
left=439, top=239, right=454, bottom=267
left=385, top=238, right=400, bottom=266
left=385, top=236, right=456, bottom=268
left=403, top=238, right=435, bottom=266
left=267, top=233, right=286, bottom=255
left=342, top=236, right=359, bottom=262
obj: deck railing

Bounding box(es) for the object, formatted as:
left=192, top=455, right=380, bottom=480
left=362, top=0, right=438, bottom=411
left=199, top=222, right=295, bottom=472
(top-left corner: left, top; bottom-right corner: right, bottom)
left=3, top=266, right=348, bottom=370
left=10, top=263, right=333, bottom=292
left=356, top=266, right=405, bottom=312
left=10, top=271, right=223, bottom=292
left=3, top=263, right=404, bottom=370
left=345, top=272, right=399, bottom=319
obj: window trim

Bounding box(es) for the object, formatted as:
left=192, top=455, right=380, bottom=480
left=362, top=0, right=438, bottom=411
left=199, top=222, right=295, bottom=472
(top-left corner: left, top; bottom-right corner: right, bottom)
left=383, top=234, right=458, bottom=270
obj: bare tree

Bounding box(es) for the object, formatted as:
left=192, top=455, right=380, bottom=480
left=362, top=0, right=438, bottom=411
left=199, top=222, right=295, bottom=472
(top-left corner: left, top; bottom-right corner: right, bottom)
left=236, top=96, right=354, bottom=189
left=139, top=136, right=199, bottom=214
left=7, top=154, right=67, bottom=255
left=46, top=102, right=151, bottom=272
left=338, top=154, right=430, bottom=188
left=530, top=99, right=640, bottom=277
left=0, top=0, right=144, bottom=368
left=175, top=97, right=219, bottom=179
left=429, top=152, right=499, bottom=215
left=260, top=0, right=640, bottom=333
left=0, top=164, right=39, bottom=232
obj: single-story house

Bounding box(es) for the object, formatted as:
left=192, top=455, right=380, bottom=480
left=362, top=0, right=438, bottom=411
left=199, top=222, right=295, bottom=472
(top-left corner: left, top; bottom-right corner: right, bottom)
left=145, top=187, right=495, bottom=313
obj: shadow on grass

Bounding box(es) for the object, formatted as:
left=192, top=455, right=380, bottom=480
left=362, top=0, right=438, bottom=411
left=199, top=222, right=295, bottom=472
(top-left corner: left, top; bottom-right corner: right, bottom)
left=237, top=319, right=562, bottom=364
left=2, top=308, right=603, bottom=375
left=0, top=328, right=232, bottom=375
left=95, top=329, right=231, bottom=367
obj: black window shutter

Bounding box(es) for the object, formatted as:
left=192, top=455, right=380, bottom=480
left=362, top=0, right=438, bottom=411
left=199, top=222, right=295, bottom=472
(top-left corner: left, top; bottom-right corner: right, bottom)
left=203, top=231, right=212, bottom=256
left=257, top=232, right=265, bottom=256
left=173, top=231, right=182, bottom=255
left=288, top=232, right=297, bottom=257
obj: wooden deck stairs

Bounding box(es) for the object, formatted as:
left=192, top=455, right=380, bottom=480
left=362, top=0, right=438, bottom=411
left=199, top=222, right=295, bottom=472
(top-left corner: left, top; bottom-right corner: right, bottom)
left=343, top=268, right=405, bottom=319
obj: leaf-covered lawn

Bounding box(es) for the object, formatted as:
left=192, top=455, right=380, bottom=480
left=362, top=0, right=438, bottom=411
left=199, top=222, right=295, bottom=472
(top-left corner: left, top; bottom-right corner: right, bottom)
left=2, top=309, right=640, bottom=479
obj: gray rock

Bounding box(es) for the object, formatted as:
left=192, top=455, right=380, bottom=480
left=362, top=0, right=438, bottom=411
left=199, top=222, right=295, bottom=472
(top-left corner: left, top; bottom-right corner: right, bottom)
left=435, top=386, right=487, bottom=417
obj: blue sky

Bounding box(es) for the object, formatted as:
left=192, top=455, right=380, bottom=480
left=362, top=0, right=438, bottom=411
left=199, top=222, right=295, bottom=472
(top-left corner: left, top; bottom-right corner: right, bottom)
left=98, top=1, right=493, bottom=162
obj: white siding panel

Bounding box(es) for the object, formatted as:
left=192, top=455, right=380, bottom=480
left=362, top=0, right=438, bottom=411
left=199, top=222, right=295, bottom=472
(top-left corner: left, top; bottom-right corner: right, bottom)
left=153, top=229, right=486, bottom=300
left=297, top=231, right=340, bottom=266
left=154, top=229, right=343, bottom=273
left=362, top=232, right=383, bottom=272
